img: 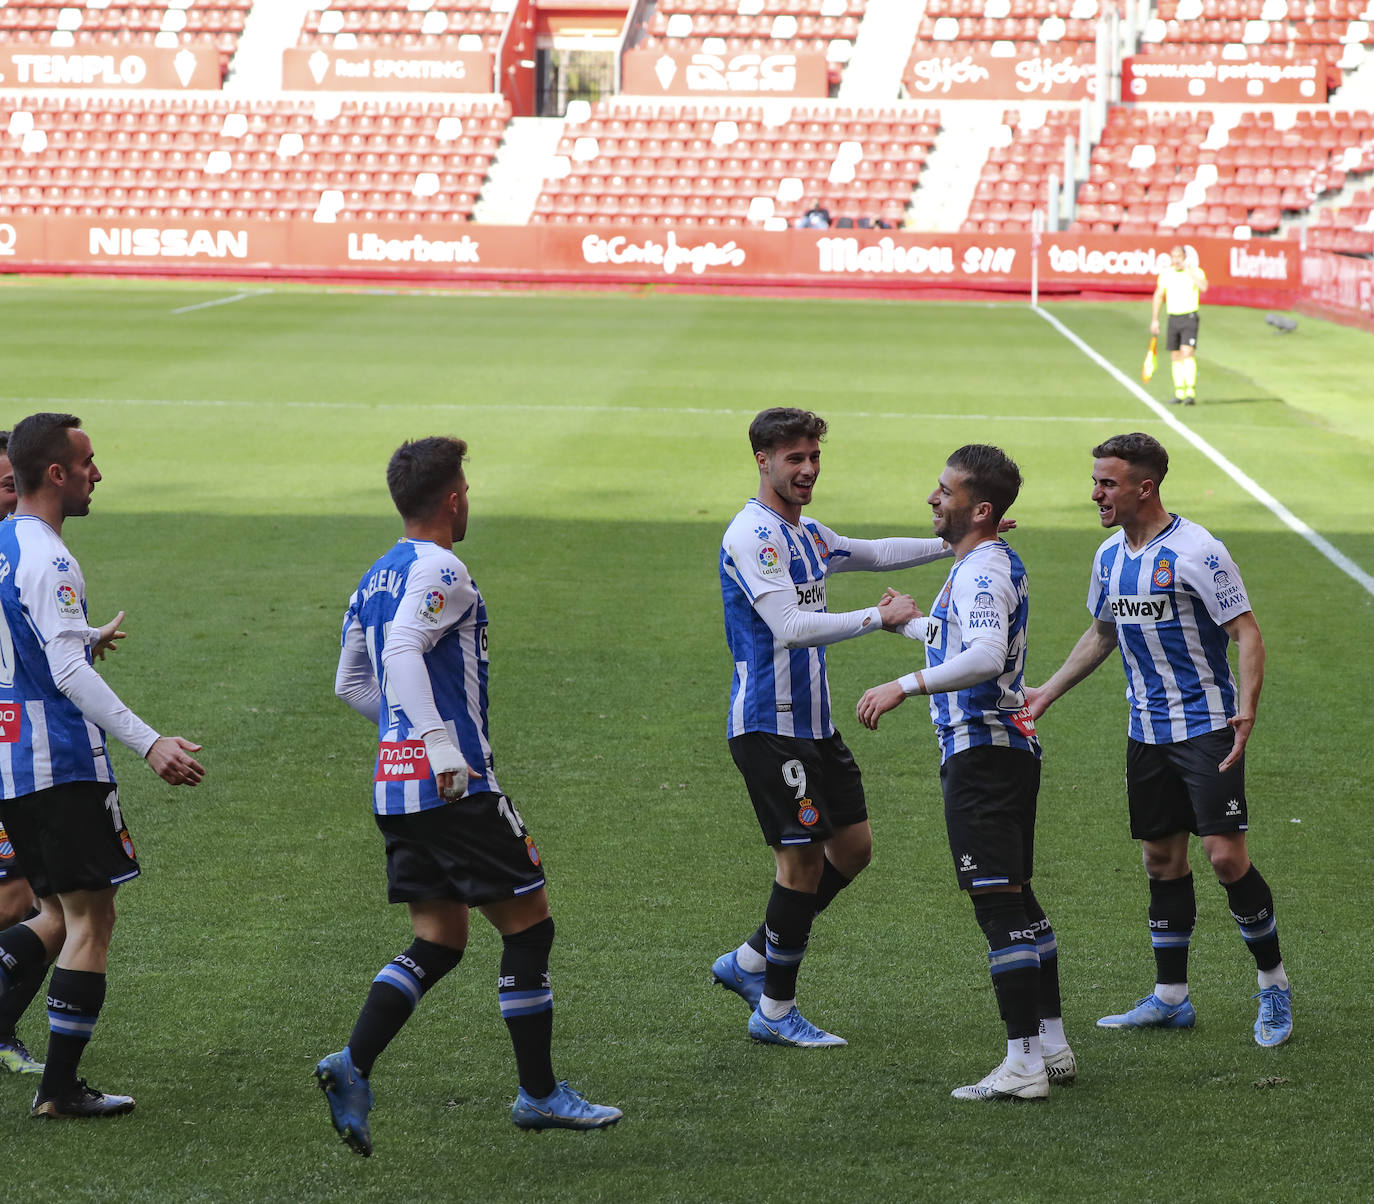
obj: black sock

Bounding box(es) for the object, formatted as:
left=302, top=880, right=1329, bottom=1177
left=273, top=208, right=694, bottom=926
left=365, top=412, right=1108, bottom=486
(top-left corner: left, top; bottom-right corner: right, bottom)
left=762, top=882, right=816, bottom=1006
left=972, top=893, right=1041, bottom=1041
left=0, top=921, right=47, bottom=992
left=1222, top=864, right=1282, bottom=972
left=1021, top=887, right=1060, bottom=1021
left=347, top=938, right=463, bottom=1078
left=1148, top=873, right=1196, bottom=985
left=0, top=959, right=51, bottom=1040
left=500, top=917, right=556, bottom=1099
left=40, top=967, right=105, bottom=1098
left=744, top=861, right=853, bottom=957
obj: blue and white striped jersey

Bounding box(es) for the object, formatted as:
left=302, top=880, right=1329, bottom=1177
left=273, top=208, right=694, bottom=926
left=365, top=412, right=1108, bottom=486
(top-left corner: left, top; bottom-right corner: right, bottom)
left=922, top=539, right=1039, bottom=764
left=0, top=516, right=116, bottom=796
left=1088, top=514, right=1249, bottom=744
left=340, top=539, right=498, bottom=814
left=720, top=500, right=851, bottom=740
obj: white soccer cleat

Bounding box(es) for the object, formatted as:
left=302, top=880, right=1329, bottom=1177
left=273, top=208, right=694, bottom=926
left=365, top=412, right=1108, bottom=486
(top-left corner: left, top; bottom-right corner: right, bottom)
left=1044, top=1045, right=1077, bottom=1085
left=950, top=1058, right=1049, bottom=1101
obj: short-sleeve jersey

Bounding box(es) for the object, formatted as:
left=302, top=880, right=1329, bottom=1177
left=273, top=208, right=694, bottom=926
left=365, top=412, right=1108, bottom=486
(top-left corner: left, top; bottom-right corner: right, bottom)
left=1158, top=266, right=1202, bottom=316
left=720, top=498, right=855, bottom=740
left=1088, top=514, right=1248, bottom=744
left=341, top=538, right=497, bottom=814
left=0, top=516, right=115, bottom=796
left=921, top=538, right=1039, bottom=764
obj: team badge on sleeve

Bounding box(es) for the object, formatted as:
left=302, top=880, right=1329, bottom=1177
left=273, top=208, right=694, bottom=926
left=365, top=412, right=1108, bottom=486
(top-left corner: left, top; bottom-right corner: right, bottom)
left=417, top=588, right=447, bottom=625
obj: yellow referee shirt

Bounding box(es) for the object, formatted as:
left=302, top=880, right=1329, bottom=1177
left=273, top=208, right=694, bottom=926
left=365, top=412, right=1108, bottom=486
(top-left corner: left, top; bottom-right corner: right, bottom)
left=1158, top=266, right=1203, bottom=316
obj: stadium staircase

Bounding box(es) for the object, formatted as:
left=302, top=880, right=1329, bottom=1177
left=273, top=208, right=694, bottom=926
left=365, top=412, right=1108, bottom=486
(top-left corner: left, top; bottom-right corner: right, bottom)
left=226, top=0, right=317, bottom=91
left=905, top=104, right=1005, bottom=232
left=471, top=116, right=565, bottom=226
left=837, top=0, right=926, bottom=102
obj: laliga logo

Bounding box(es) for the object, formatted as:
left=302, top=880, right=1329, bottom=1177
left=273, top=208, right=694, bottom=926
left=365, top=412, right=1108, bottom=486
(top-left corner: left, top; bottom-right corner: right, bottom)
left=0, top=223, right=16, bottom=257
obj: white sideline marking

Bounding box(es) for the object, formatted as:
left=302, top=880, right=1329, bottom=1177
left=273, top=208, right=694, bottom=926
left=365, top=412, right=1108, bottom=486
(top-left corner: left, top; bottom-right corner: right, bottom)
left=171, top=290, right=272, bottom=315
left=1033, top=304, right=1374, bottom=599
left=0, top=395, right=1146, bottom=425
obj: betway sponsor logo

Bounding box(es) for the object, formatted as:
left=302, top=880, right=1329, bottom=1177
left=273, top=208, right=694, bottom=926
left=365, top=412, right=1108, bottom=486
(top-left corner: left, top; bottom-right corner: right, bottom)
left=7, top=52, right=149, bottom=85
left=816, top=238, right=1016, bottom=276
left=1048, top=244, right=1171, bottom=276
left=1108, top=594, right=1175, bottom=623
left=1230, top=246, right=1289, bottom=280
left=581, top=230, right=746, bottom=275
left=89, top=227, right=248, bottom=259
left=346, top=232, right=480, bottom=264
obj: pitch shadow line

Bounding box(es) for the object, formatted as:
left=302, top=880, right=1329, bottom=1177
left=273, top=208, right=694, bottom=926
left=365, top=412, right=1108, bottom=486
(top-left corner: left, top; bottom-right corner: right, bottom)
left=1032, top=303, right=1374, bottom=599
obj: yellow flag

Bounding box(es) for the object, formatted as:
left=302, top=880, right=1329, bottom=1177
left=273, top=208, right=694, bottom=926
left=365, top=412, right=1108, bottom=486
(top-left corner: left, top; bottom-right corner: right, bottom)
left=1141, top=336, right=1158, bottom=384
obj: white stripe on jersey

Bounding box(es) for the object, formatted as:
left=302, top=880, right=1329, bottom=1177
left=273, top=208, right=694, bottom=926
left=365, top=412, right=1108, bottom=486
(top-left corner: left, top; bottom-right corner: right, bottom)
left=28, top=702, right=51, bottom=793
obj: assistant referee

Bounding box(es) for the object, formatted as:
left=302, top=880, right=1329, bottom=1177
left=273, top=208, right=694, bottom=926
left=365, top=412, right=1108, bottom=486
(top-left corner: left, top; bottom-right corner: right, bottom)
left=1150, top=246, right=1208, bottom=405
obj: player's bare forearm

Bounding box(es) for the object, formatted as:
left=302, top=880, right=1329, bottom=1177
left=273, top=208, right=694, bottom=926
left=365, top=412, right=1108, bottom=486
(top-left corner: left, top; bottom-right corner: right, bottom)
left=1026, top=621, right=1117, bottom=718
left=1220, top=613, right=1265, bottom=770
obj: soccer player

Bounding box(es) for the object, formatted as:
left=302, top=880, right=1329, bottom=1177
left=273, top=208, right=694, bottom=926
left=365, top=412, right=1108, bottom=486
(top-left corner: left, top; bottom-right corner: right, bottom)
left=318, top=436, right=620, bottom=1157
left=0, top=412, right=205, bottom=1119
left=0, top=429, right=48, bottom=1076
left=1025, top=432, right=1292, bottom=1048
left=714, top=407, right=954, bottom=1048
left=857, top=444, right=1073, bottom=1101
left=1150, top=245, right=1208, bottom=405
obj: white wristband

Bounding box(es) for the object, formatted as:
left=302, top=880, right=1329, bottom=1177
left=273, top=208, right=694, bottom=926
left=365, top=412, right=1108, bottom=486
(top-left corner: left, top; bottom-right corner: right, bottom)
left=422, top=729, right=469, bottom=796
left=898, top=672, right=923, bottom=697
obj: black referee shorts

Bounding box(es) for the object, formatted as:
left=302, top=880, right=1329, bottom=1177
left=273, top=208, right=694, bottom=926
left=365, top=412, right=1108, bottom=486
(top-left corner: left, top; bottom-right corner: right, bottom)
left=1166, top=311, right=1199, bottom=352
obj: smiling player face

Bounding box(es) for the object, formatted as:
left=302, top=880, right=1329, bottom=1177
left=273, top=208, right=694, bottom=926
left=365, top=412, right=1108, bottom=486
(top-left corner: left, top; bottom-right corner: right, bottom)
left=927, top=464, right=977, bottom=544
left=757, top=436, right=820, bottom=518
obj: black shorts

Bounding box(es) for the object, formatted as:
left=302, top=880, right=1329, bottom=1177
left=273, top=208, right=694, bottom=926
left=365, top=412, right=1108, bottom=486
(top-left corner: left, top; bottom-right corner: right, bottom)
left=376, top=791, right=546, bottom=907
left=1126, top=730, right=1247, bottom=840
left=1166, top=312, right=1199, bottom=352
left=0, top=781, right=139, bottom=898
left=0, top=818, right=28, bottom=883
left=940, top=745, right=1041, bottom=891
left=729, top=730, right=867, bottom=847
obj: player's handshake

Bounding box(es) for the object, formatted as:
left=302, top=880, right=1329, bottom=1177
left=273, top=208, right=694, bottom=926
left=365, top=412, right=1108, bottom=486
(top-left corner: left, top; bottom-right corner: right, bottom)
left=878, top=588, right=922, bottom=630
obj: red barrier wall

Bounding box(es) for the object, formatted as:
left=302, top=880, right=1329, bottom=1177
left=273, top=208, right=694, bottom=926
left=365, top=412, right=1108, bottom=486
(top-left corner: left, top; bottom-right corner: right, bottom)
left=0, top=215, right=1360, bottom=320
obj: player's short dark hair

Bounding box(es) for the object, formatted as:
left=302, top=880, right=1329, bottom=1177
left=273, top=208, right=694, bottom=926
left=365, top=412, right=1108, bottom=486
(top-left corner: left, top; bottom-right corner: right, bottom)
left=749, top=407, right=828, bottom=454
left=0, top=430, right=9, bottom=454
left=8, top=413, right=83, bottom=497
left=946, top=444, right=1021, bottom=522
left=1093, top=432, right=1169, bottom=486
left=387, top=436, right=468, bottom=520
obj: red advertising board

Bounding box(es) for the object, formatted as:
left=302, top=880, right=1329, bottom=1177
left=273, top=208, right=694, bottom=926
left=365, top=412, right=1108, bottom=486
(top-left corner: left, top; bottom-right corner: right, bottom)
left=1301, top=248, right=1374, bottom=329
left=0, top=216, right=1305, bottom=299
left=621, top=48, right=829, bottom=97
left=281, top=47, right=495, bottom=92
left=906, top=52, right=1095, bottom=99
left=0, top=42, right=220, bottom=89
left=1122, top=54, right=1326, bottom=103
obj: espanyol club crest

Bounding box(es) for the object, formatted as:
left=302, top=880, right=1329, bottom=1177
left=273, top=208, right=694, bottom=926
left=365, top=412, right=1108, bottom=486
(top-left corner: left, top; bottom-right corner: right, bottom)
left=118, top=826, right=137, bottom=861
left=525, top=835, right=541, bottom=866
left=797, top=799, right=819, bottom=827
left=1153, top=557, right=1173, bottom=588
left=811, top=531, right=829, bottom=559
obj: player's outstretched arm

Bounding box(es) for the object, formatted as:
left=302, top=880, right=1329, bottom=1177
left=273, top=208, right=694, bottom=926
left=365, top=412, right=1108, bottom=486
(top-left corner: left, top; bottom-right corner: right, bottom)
left=1024, top=619, right=1118, bottom=719
left=145, top=736, right=205, bottom=786
left=1219, top=611, right=1264, bottom=772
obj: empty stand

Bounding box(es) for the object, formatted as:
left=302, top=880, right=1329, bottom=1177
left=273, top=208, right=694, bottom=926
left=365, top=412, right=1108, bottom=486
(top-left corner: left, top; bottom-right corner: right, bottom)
left=530, top=100, right=938, bottom=228
left=964, top=108, right=1079, bottom=234
left=0, top=94, right=511, bottom=222
left=298, top=1, right=511, bottom=54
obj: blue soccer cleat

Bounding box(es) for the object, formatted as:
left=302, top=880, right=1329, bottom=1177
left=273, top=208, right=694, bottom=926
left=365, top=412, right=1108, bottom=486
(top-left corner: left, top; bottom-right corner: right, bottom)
left=315, top=1048, right=374, bottom=1157
left=1253, top=985, right=1293, bottom=1048
left=511, top=1080, right=623, bottom=1130
left=1097, top=993, right=1196, bottom=1030
left=747, top=1005, right=847, bottom=1048
left=712, top=949, right=764, bottom=1010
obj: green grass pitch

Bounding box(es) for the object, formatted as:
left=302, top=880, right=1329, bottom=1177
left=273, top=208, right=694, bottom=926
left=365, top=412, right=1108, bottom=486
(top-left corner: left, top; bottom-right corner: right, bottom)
left=0, top=279, right=1371, bottom=1202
